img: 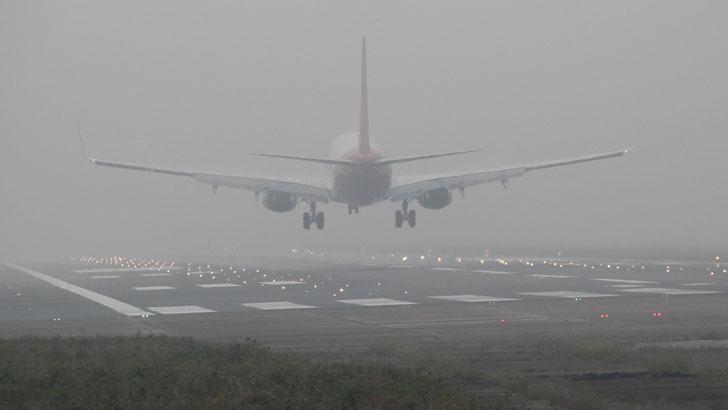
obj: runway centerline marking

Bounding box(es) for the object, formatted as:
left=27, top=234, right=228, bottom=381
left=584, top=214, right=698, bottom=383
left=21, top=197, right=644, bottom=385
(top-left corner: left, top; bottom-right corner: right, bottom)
left=619, top=288, right=722, bottom=295
left=133, top=286, right=175, bottom=291
left=429, top=295, right=519, bottom=303
left=0, top=259, right=151, bottom=317
left=518, top=291, right=619, bottom=299
left=242, top=302, right=317, bottom=310
left=147, top=306, right=215, bottom=314
left=337, top=298, right=416, bottom=306
left=592, top=278, right=657, bottom=284
left=196, top=283, right=241, bottom=288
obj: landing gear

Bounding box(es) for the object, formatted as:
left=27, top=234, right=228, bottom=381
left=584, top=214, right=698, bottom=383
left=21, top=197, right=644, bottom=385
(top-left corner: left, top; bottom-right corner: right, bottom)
left=395, top=200, right=416, bottom=228
left=348, top=204, right=359, bottom=214
left=303, top=202, right=324, bottom=230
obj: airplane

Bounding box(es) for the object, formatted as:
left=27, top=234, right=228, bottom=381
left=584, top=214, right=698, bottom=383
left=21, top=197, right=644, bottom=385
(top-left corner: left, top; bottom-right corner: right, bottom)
left=79, top=38, right=631, bottom=230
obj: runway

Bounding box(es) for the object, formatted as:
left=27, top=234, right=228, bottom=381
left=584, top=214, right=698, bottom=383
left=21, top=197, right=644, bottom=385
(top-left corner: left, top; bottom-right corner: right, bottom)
left=1, top=253, right=726, bottom=353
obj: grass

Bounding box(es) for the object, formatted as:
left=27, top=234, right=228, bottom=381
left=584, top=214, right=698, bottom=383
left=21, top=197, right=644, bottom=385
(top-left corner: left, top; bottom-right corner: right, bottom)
left=0, top=335, right=483, bottom=410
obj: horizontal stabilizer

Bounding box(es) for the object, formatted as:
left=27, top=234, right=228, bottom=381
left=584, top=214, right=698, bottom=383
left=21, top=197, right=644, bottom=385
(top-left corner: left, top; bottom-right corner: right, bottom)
left=249, top=153, right=359, bottom=166
left=374, top=149, right=482, bottom=165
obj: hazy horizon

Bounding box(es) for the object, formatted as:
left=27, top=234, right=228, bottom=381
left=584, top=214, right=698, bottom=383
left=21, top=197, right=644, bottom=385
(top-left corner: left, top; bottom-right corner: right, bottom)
left=2, top=1, right=726, bottom=261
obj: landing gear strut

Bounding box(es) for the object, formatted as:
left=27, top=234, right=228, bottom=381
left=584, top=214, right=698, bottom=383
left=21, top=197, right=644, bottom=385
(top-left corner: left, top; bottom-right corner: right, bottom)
left=395, top=200, right=415, bottom=228
left=303, top=201, right=324, bottom=230
left=348, top=204, right=359, bottom=214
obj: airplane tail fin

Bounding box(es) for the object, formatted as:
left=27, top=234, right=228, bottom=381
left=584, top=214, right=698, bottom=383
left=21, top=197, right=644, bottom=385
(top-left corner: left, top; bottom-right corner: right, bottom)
left=359, top=37, right=370, bottom=155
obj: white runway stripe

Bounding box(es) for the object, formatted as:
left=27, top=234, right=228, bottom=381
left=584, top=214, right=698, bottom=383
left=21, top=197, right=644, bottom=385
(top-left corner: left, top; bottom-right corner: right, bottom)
left=73, top=267, right=183, bottom=274
left=140, top=273, right=172, bottom=277
left=259, top=281, right=307, bottom=285
left=519, top=291, right=619, bottom=298
left=196, top=283, right=241, bottom=288
left=529, top=274, right=574, bottom=279
left=147, top=305, right=215, bottom=314
left=0, top=259, right=151, bottom=316
left=337, top=298, right=416, bottom=306
left=473, top=270, right=514, bottom=275
left=619, top=288, right=722, bottom=295
left=90, top=275, right=121, bottom=279
left=429, top=295, right=518, bottom=303
left=242, top=302, right=317, bottom=310
left=133, top=286, right=175, bottom=291
left=681, top=283, right=715, bottom=286
left=610, top=284, right=644, bottom=288
left=592, top=278, right=656, bottom=284
left=431, top=267, right=464, bottom=271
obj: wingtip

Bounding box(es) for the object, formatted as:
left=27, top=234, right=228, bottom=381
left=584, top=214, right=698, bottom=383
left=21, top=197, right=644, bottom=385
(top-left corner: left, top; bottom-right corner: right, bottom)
left=76, top=120, right=94, bottom=162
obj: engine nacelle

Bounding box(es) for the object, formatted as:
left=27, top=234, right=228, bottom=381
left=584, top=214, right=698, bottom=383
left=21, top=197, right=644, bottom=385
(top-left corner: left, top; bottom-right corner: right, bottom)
left=416, top=188, right=452, bottom=210
left=262, top=191, right=297, bottom=213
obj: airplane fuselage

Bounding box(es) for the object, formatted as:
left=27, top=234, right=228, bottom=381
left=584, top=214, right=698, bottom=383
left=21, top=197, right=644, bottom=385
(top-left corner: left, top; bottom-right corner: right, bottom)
left=329, top=133, right=392, bottom=206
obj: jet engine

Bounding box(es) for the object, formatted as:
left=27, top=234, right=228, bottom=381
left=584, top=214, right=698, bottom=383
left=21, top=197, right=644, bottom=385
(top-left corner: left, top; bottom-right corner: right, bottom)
left=262, top=191, right=297, bottom=212
left=416, top=188, right=452, bottom=210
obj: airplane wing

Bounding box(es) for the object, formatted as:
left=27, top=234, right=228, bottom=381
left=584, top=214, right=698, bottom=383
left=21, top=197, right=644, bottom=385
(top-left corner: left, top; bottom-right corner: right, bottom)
left=86, top=157, right=331, bottom=202
left=78, top=134, right=331, bottom=203
left=387, top=147, right=631, bottom=202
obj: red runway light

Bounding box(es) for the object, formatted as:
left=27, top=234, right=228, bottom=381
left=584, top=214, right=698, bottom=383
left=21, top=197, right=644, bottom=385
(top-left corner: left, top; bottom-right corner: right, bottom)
left=500, top=319, right=505, bottom=323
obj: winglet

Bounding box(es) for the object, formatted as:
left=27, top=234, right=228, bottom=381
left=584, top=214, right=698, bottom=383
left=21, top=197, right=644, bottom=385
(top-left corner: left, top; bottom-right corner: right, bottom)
left=76, top=121, right=95, bottom=163
left=359, top=37, right=370, bottom=155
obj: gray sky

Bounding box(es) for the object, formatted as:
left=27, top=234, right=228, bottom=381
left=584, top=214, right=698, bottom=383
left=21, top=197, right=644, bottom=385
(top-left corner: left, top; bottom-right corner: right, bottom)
left=1, top=1, right=726, bottom=260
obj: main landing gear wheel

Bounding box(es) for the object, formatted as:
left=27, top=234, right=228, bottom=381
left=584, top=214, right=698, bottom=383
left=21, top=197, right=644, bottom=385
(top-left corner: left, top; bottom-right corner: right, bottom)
left=395, top=200, right=416, bottom=228
left=303, top=201, right=324, bottom=230
left=395, top=210, right=403, bottom=228
left=303, top=212, right=312, bottom=230
left=407, top=210, right=416, bottom=227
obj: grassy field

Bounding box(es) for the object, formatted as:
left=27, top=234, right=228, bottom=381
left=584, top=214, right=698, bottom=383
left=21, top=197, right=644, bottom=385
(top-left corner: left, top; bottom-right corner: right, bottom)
left=0, top=335, right=481, bottom=410
left=2, top=334, right=727, bottom=409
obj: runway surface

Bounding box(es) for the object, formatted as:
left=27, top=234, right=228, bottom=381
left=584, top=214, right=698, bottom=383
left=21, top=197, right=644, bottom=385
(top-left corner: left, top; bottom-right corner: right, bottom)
left=1, top=252, right=726, bottom=353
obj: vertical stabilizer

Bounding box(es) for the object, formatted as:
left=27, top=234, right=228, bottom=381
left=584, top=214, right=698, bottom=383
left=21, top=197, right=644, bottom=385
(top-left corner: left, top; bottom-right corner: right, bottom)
left=359, top=37, right=370, bottom=155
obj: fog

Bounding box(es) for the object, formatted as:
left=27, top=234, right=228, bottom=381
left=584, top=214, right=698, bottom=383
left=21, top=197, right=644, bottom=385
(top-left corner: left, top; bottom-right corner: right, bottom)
left=1, top=1, right=726, bottom=261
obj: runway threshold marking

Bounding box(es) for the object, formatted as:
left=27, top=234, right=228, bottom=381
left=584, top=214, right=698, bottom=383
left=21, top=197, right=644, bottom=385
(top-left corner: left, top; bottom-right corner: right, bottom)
left=431, top=267, right=464, bottom=271
left=73, top=267, right=183, bottom=274
left=529, top=274, right=574, bottom=279
left=592, top=278, right=657, bottom=284
left=429, top=295, right=519, bottom=303
left=133, top=286, right=175, bottom=291
left=518, top=291, right=619, bottom=299
left=0, top=259, right=152, bottom=317
left=139, top=273, right=172, bottom=277
left=259, top=281, right=306, bottom=285
left=337, top=298, right=416, bottom=306
left=473, top=270, right=514, bottom=275
left=196, top=283, right=241, bottom=288
left=242, top=302, right=317, bottom=310
left=619, top=288, right=722, bottom=295
left=147, top=306, right=216, bottom=314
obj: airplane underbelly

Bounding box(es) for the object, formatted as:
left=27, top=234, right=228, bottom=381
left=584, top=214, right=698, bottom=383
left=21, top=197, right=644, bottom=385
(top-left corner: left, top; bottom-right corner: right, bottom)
left=334, top=165, right=392, bottom=206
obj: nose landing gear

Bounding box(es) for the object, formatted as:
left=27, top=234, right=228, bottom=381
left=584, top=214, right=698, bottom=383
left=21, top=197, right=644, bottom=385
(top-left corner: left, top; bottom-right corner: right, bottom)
left=395, top=200, right=415, bottom=228
left=303, top=201, right=324, bottom=230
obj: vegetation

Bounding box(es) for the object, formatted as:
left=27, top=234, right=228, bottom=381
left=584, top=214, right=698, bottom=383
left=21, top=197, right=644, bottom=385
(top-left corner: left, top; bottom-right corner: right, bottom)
left=0, top=335, right=482, bottom=410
